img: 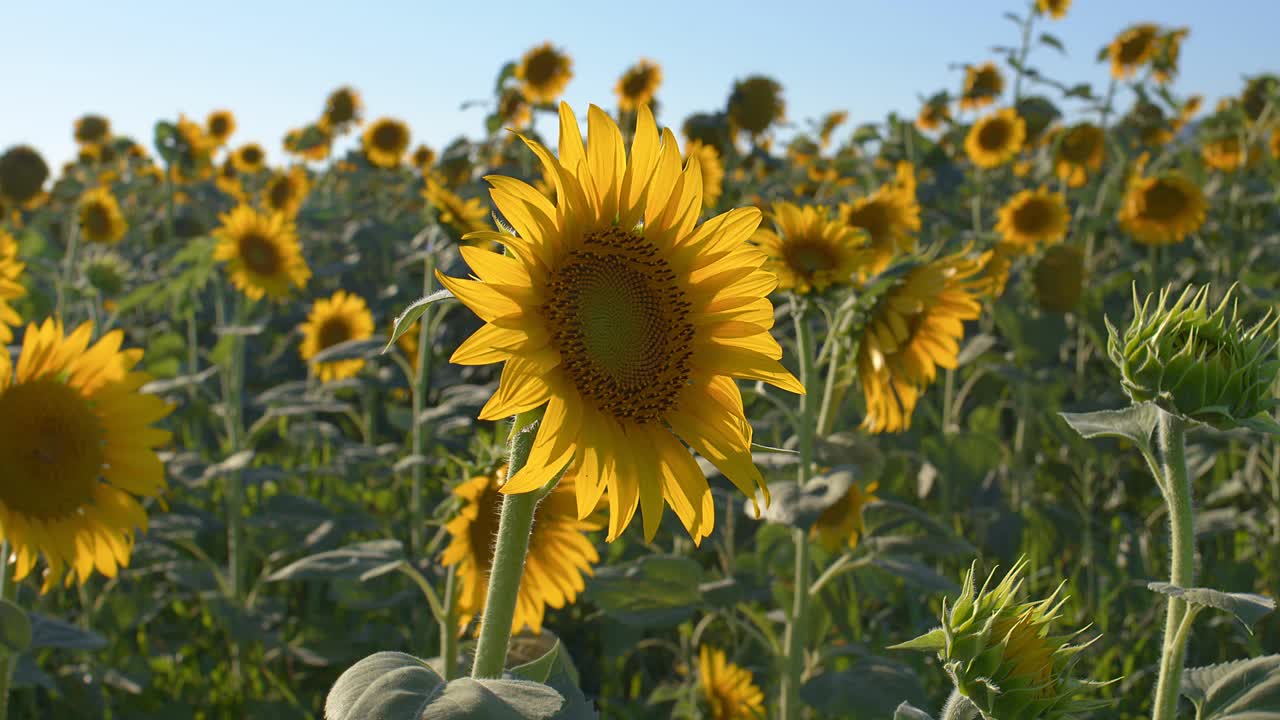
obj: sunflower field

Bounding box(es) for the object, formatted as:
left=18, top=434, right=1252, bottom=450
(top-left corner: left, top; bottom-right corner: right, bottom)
left=2, top=1, right=1280, bottom=718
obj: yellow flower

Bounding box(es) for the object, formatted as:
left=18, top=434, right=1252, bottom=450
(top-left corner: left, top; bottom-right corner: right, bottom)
left=284, top=123, right=332, bottom=162
left=754, top=202, right=869, bottom=295
left=212, top=205, right=310, bottom=301
left=496, top=86, right=533, bottom=130
left=615, top=59, right=663, bottom=113
left=960, top=62, right=1004, bottom=111
left=0, top=318, right=172, bottom=590
left=517, top=42, right=573, bottom=105
left=411, top=144, right=436, bottom=172
left=965, top=108, right=1026, bottom=169
left=423, top=177, right=490, bottom=236
left=857, top=250, right=987, bottom=433
left=1201, top=135, right=1254, bottom=172
left=206, top=110, right=236, bottom=146
left=995, top=188, right=1070, bottom=252
left=1033, top=244, right=1086, bottom=313
left=811, top=481, right=880, bottom=552
left=232, top=143, right=267, bottom=174
left=699, top=646, right=765, bottom=720
left=917, top=99, right=952, bottom=132
left=1052, top=123, right=1105, bottom=187
left=298, top=290, right=375, bottom=383
left=73, top=114, right=112, bottom=145
left=362, top=117, right=411, bottom=169
left=0, top=145, right=50, bottom=207
left=1036, top=0, right=1070, bottom=19
left=1270, top=131, right=1280, bottom=161
left=442, top=466, right=599, bottom=634
left=78, top=187, right=128, bottom=244
left=322, top=86, right=363, bottom=132
left=818, top=110, right=849, bottom=148
left=1152, top=28, right=1189, bottom=84
left=981, top=244, right=1016, bottom=299
left=262, top=166, right=310, bottom=217
left=1109, top=24, right=1160, bottom=79
left=1241, top=75, right=1279, bottom=124
left=685, top=140, right=724, bottom=209
left=0, top=230, right=25, bottom=344
left=215, top=160, right=245, bottom=201
left=728, top=75, right=785, bottom=137
left=1118, top=155, right=1205, bottom=246
left=436, top=103, right=803, bottom=543
left=839, top=162, right=921, bottom=275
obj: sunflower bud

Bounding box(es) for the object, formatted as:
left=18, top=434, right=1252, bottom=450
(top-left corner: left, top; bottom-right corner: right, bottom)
left=1033, top=244, right=1085, bottom=313
left=1106, top=284, right=1279, bottom=430
left=893, top=559, right=1110, bottom=719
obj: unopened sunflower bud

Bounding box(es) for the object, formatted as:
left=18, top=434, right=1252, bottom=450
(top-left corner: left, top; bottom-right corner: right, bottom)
left=1106, top=284, right=1279, bottom=430
left=1033, top=244, right=1085, bottom=313
left=892, top=559, right=1111, bottom=720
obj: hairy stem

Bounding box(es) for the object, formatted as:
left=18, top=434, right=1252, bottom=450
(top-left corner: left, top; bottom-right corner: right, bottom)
left=1152, top=410, right=1194, bottom=720
left=781, top=304, right=817, bottom=720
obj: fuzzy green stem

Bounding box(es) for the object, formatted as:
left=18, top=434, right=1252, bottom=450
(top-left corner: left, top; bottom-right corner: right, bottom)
left=409, top=253, right=436, bottom=559
left=941, top=689, right=980, bottom=720
left=470, top=410, right=544, bottom=679
left=1152, top=410, right=1194, bottom=720
left=0, top=543, right=16, bottom=720
left=439, top=565, right=459, bottom=680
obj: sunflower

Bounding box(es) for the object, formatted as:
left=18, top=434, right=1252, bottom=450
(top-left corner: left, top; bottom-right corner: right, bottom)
left=0, top=230, right=25, bottom=343
left=0, top=318, right=172, bottom=590
left=1118, top=155, right=1205, bottom=246
left=215, top=160, right=244, bottom=200
left=78, top=187, right=128, bottom=244
left=1033, top=244, right=1085, bottom=313
left=811, top=480, right=879, bottom=553
left=818, top=111, right=848, bottom=148
left=231, top=143, right=267, bottom=174
left=754, top=202, right=868, bottom=295
left=424, top=178, right=489, bottom=236
left=1241, top=74, right=1279, bottom=124
left=980, top=245, right=1016, bottom=299
left=73, top=114, right=112, bottom=146
left=411, top=144, right=436, bottom=172
left=615, top=59, right=663, bottom=113
left=1036, top=0, right=1069, bottom=19
left=995, top=188, right=1070, bottom=252
left=205, top=110, right=236, bottom=146
left=212, top=205, right=310, bottom=301
left=917, top=98, right=952, bottom=132
left=728, top=75, right=785, bottom=137
left=1152, top=28, right=1189, bottom=84
left=437, top=103, right=802, bottom=543
left=685, top=140, right=724, bottom=210
left=1271, top=131, right=1280, bottom=161
left=284, top=123, right=332, bottom=162
left=362, top=117, right=410, bottom=169
left=298, top=290, right=375, bottom=382
left=442, top=466, right=599, bottom=634
left=960, top=62, right=1004, bottom=111
left=698, top=646, right=765, bottom=720
left=683, top=112, right=733, bottom=154
left=262, top=166, right=310, bottom=217
left=517, top=42, right=573, bottom=105
left=965, top=108, right=1026, bottom=169
left=856, top=250, right=987, bottom=433
left=496, top=86, right=533, bottom=130
left=322, top=86, right=364, bottom=132
left=1109, top=24, right=1160, bottom=79
left=1052, top=122, right=1105, bottom=187
left=1201, top=135, right=1253, bottom=172
left=839, top=162, right=920, bottom=275
left=0, top=145, right=50, bottom=206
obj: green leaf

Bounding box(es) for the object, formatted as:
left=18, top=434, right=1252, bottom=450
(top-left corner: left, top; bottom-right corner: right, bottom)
left=0, top=600, right=32, bottom=654
left=309, top=337, right=388, bottom=364
left=750, top=470, right=855, bottom=530
left=1240, top=414, right=1280, bottom=437
left=1198, top=654, right=1280, bottom=720
left=267, top=540, right=404, bottom=582
left=585, top=555, right=703, bottom=628
left=1039, top=32, right=1066, bottom=53
left=28, top=613, right=107, bottom=651
left=508, top=635, right=595, bottom=720
left=1182, top=657, right=1267, bottom=709
left=423, top=679, right=564, bottom=720
left=895, top=702, right=936, bottom=720
left=888, top=627, right=946, bottom=653
left=1148, top=583, right=1276, bottom=632
left=510, top=638, right=562, bottom=684
left=1060, top=402, right=1162, bottom=454
left=800, top=659, right=928, bottom=719
left=871, top=556, right=959, bottom=593
left=383, top=289, right=455, bottom=353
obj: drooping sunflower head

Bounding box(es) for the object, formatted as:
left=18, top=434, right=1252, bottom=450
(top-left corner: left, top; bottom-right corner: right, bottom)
left=1108, top=23, right=1160, bottom=79
left=995, top=188, right=1070, bottom=252
left=516, top=42, right=574, bottom=105
left=1240, top=74, right=1280, bottom=123
left=728, top=75, right=785, bottom=137
left=284, top=123, right=332, bottom=162
left=423, top=177, right=490, bottom=237
left=684, top=140, right=724, bottom=210
left=299, top=290, right=376, bottom=383
left=754, top=202, right=869, bottom=295
left=322, top=86, right=364, bottom=131
left=1016, top=96, right=1062, bottom=146
left=839, top=162, right=921, bottom=275
left=496, top=86, right=533, bottom=130
left=698, top=646, right=766, bottom=720
left=205, top=110, right=236, bottom=145
left=965, top=108, right=1027, bottom=169
left=0, top=145, right=50, bottom=207
left=83, top=248, right=131, bottom=298
left=1118, top=155, right=1205, bottom=246
left=615, top=59, right=663, bottom=113
left=683, top=112, right=734, bottom=155
left=1052, top=122, right=1105, bottom=187
left=73, top=114, right=112, bottom=145
left=232, top=143, right=267, bottom=174
left=441, top=466, right=600, bottom=634
left=818, top=110, right=849, bottom=148
left=212, top=204, right=310, bottom=301
left=78, top=187, right=128, bottom=245
left=0, top=318, right=173, bottom=590
left=917, top=96, right=953, bottom=132
left=960, top=62, right=1005, bottom=111
left=811, top=480, right=880, bottom=553
left=1201, top=134, right=1253, bottom=172
left=1036, top=0, right=1070, bottom=20
left=1034, top=244, right=1086, bottom=314
left=0, top=230, right=26, bottom=344
left=262, top=166, right=310, bottom=217
left=362, top=117, right=411, bottom=169
left=1152, top=27, right=1190, bottom=84
left=856, top=249, right=987, bottom=433
left=436, top=103, right=803, bottom=544
left=410, top=144, right=436, bottom=172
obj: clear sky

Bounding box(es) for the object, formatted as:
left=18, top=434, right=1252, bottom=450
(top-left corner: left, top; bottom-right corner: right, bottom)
left=5, top=0, right=1277, bottom=169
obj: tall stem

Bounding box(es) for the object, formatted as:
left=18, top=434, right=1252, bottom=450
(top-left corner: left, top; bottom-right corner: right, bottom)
left=781, top=304, right=817, bottom=720
left=410, top=253, right=436, bottom=559
left=470, top=410, right=545, bottom=679
left=1152, top=411, right=1194, bottom=720
left=0, top=543, right=16, bottom=720
left=439, top=566, right=459, bottom=680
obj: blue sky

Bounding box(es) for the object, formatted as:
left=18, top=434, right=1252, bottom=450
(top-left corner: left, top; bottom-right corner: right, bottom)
left=5, top=0, right=1277, bottom=169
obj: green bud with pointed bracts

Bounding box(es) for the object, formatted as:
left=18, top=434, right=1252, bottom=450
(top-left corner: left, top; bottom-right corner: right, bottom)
left=1107, top=284, right=1279, bottom=431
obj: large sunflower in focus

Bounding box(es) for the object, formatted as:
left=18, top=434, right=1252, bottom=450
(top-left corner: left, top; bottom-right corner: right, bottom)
left=0, top=319, right=172, bottom=590
left=262, top=166, right=310, bottom=217
left=322, top=86, right=364, bottom=132
left=1109, top=24, right=1160, bottom=79
left=362, top=117, right=411, bottom=169
left=517, top=42, right=573, bottom=105
left=699, top=646, right=765, bottom=720
left=442, top=466, right=599, bottom=634
left=206, top=110, right=236, bottom=146
left=857, top=250, right=987, bottom=433
left=1118, top=155, right=1205, bottom=246
left=995, top=188, right=1070, bottom=252
left=728, top=75, right=785, bottom=137
left=965, top=109, right=1026, bottom=169
left=299, top=290, right=375, bottom=383
left=436, top=103, right=803, bottom=543
left=213, top=205, right=310, bottom=301
left=0, top=230, right=25, bottom=343
left=839, top=162, right=920, bottom=275
left=1052, top=123, right=1105, bottom=187
left=754, top=202, right=869, bottom=295
left=615, top=59, right=663, bottom=113
left=78, top=187, right=128, bottom=244
left=424, top=178, right=490, bottom=236
left=960, top=62, right=1004, bottom=111
left=685, top=140, right=724, bottom=210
